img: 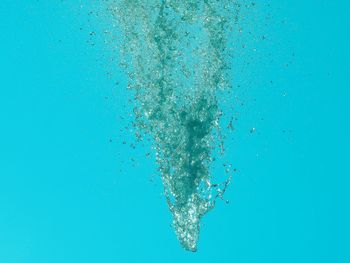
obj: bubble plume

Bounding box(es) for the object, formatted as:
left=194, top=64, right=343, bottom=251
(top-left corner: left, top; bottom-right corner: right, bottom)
left=108, top=0, right=239, bottom=251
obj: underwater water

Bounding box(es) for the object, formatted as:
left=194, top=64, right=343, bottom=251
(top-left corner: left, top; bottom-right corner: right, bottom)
left=1, top=0, right=350, bottom=262
left=108, top=0, right=239, bottom=251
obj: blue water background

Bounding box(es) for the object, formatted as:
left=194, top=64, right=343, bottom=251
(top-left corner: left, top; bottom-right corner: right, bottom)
left=0, top=1, right=349, bottom=262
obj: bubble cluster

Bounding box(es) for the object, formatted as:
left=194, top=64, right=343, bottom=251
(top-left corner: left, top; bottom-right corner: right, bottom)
left=108, top=0, right=239, bottom=251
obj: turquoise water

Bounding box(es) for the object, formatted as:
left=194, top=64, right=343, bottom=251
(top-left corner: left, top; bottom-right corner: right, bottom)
left=0, top=0, right=349, bottom=262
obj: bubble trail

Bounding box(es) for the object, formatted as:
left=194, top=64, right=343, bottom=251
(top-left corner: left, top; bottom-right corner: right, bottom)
left=109, top=0, right=239, bottom=252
